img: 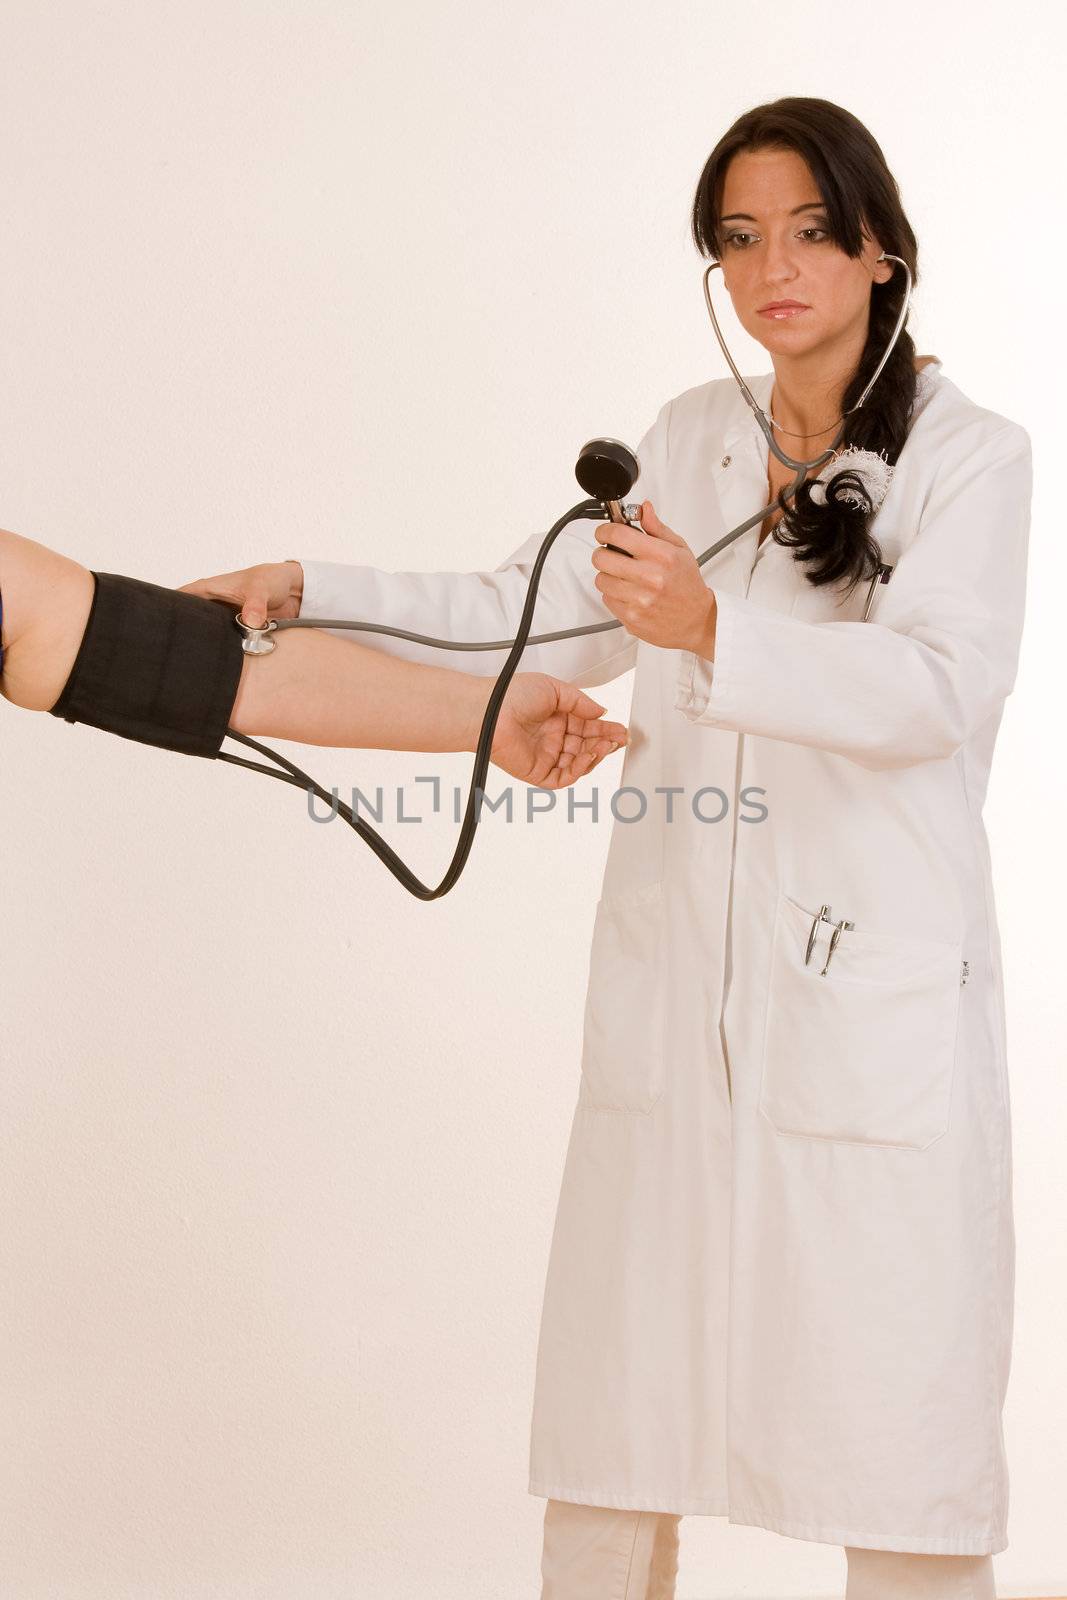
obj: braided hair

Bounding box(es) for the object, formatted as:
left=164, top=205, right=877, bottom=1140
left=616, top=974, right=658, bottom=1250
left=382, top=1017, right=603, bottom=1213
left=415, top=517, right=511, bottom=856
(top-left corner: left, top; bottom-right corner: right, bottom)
left=691, top=97, right=921, bottom=599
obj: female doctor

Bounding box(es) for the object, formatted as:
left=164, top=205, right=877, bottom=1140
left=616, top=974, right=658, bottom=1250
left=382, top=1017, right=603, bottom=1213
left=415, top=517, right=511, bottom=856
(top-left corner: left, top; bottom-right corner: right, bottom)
left=182, top=97, right=1033, bottom=1600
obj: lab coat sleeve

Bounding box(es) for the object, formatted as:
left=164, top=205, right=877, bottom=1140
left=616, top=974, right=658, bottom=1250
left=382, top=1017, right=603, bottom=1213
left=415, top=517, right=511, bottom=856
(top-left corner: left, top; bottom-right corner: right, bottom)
left=673, top=420, right=1033, bottom=771
left=294, top=402, right=671, bottom=692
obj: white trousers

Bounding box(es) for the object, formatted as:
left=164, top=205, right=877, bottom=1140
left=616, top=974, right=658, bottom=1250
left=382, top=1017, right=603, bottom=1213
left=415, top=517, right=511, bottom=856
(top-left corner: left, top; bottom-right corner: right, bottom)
left=539, top=1499, right=997, bottom=1599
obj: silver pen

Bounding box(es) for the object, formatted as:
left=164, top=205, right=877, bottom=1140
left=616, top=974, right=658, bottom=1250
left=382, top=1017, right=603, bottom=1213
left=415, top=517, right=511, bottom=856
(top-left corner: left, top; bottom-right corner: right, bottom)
left=862, top=563, right=894, bottom=622
left=805, top=904, right=833, bottom=966
left=821, top=918, right=855, bottom=975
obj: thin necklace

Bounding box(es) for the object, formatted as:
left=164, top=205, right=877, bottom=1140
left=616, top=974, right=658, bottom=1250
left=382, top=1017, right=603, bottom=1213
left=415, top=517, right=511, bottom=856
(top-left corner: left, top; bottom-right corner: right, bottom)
left=769, top=382, right=845, bottom=441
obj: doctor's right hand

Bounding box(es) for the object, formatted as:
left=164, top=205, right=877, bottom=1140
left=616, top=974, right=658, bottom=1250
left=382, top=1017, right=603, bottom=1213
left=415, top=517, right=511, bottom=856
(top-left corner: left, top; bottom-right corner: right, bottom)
left=177, top=559, right=303, bottom=629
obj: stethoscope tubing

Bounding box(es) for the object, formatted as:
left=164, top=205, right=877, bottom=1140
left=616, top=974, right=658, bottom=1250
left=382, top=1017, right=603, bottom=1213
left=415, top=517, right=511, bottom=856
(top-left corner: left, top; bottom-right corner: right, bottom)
left=267, top=253, right=912, bottom=656
left=220, top=253, right=913, bottom=893
left=702, top=252, right=913, bottom=473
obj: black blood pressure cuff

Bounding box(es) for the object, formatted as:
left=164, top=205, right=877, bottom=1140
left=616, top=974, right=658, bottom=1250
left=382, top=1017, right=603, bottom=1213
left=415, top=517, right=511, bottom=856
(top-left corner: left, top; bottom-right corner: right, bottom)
left=49, top=571, right=246, bottom=759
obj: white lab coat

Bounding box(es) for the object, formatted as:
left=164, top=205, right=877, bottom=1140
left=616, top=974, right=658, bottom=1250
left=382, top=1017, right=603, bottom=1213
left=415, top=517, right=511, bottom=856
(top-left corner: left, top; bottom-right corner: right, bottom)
left=298, top=363, right=1032, bottom=1556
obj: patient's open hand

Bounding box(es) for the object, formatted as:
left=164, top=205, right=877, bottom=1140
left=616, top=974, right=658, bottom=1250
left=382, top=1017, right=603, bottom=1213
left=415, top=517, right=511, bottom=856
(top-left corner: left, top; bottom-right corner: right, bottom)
left=489, top=673, right=628, bottom=789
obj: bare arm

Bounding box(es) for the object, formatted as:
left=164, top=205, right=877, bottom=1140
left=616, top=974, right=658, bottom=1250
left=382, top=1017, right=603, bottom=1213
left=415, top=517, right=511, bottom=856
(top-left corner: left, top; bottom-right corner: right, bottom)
left=0, top=529, right=628, bottom=782
left=227, top=617, right=497, bottom=752
left=0, top=530, right=97, bottom=712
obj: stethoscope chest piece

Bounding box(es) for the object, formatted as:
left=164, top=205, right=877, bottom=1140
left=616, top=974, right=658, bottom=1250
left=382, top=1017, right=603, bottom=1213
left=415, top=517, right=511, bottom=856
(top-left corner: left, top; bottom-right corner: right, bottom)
left=235, top=615, right=278, bottom=654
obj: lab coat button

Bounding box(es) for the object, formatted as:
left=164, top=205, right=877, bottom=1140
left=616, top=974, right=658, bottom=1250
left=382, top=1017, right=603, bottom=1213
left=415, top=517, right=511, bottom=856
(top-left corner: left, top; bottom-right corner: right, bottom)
left=721, top=454, right=732, bottom=468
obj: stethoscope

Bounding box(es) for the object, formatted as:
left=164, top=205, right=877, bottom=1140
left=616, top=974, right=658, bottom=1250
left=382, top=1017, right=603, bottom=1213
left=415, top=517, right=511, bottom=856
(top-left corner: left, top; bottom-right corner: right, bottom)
left=699, top=251, right=913, bottom=622
left=702, top=253, right=913, bottom=473
left=219, top=252, right=915, bottom=899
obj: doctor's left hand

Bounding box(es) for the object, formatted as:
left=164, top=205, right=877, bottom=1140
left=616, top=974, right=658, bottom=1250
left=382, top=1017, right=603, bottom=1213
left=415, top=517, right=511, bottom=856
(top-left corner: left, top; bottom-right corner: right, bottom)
left=592, top=501, right=715, bottom=655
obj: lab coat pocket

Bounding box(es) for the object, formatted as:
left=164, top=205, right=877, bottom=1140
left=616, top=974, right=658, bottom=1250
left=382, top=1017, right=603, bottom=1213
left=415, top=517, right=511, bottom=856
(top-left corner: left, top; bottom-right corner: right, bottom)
left=578, top=880, right=666, bottom=1115
left=758, top=890, right=964, bottom=1150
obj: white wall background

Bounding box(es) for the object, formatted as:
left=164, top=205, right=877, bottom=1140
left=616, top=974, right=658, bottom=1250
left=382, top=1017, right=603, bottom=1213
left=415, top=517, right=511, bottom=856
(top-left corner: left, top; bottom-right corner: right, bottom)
left=0, top=2, right=1061, bottom=1596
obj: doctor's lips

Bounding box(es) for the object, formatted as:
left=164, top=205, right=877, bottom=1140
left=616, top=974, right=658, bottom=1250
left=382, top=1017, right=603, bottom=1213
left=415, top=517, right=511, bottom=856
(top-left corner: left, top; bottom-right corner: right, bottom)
left=758, top=300, right=809, bottom=320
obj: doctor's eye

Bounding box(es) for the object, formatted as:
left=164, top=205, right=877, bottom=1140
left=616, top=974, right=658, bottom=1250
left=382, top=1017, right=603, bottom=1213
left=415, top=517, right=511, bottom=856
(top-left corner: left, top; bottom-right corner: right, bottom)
left=722, top=227, right=830, bottom=250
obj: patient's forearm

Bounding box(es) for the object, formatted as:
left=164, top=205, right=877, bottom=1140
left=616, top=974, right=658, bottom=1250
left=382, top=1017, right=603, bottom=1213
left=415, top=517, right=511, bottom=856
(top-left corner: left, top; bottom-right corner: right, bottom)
left=0, top=528, right=490, bottom=753
left=228, top=627, right=493, bottom=753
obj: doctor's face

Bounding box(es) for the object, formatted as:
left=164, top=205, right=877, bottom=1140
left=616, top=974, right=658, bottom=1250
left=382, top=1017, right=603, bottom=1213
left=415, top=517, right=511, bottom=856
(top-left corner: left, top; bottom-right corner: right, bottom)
left=716, top=147, right=893, bottom=364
